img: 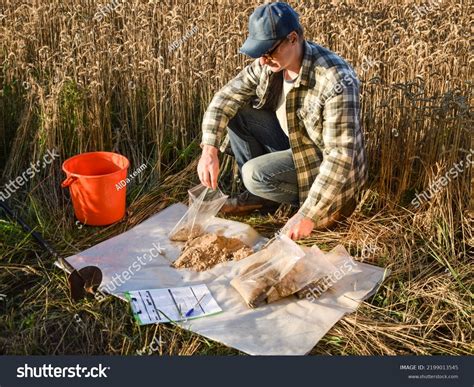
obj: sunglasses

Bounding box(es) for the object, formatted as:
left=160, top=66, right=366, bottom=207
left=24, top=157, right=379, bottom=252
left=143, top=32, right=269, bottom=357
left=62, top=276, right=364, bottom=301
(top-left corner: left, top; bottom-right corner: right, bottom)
left=262, top=38, right=286, bottom=59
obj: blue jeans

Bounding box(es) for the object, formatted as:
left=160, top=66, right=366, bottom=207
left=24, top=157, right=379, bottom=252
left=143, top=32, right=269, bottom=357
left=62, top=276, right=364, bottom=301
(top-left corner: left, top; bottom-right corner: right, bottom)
left=227, top=105, right=299, bottom=206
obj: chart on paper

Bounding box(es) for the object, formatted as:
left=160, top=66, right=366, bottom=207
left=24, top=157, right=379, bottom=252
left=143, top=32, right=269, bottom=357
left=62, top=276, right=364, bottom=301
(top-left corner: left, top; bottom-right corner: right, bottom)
left=126, top=284, right=222, bottom=325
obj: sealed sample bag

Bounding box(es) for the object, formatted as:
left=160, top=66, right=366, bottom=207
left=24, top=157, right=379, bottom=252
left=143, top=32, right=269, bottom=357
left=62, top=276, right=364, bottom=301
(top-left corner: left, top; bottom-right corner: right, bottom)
left=266, top=245, right=338, bottom=303
left=231, top=235, right=336, bottom=308
left=296, top=244, right=360, bottom=300
left=169, top=184, right=228, bottom=242
left=230, top=234, right=306, bottom=308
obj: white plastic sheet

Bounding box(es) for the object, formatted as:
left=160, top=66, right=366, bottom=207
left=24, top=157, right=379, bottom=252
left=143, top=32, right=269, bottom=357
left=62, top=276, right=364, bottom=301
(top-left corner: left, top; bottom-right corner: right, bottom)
left=62, top=203, right=389, bottom=355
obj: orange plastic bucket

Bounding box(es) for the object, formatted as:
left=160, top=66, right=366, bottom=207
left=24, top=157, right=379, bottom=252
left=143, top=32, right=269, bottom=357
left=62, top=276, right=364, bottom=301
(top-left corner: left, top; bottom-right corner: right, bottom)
left=61, top=151, right=130, bottom=226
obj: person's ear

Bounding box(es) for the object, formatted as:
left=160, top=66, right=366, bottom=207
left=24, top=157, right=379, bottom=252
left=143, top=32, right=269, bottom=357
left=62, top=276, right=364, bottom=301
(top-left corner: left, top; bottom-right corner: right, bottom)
left=289, top=31, right=298, bottom=44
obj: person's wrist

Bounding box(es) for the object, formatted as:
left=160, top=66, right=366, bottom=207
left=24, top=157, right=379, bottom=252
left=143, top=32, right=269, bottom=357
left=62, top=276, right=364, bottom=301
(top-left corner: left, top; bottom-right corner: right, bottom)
left=202, top=144, right=218, bottom=155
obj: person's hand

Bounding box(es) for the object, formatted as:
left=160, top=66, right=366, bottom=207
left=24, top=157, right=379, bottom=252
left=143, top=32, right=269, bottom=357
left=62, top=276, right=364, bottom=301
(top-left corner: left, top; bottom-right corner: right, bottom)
left=197, top=145, right=219, bottom=190
left=281, top=213, right=315, bottom=241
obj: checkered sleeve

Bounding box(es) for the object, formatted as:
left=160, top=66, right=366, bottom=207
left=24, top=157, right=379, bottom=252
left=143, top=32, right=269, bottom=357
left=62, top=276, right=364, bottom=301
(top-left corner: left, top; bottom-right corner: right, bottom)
left=201, top=59, right=263, bottom=149
left=298, top=70, right=360, bottom=223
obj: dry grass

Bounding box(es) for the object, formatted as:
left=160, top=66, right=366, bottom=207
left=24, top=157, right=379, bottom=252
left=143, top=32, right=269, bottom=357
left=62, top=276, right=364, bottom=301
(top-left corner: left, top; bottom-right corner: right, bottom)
left=0, top=0, right=472, bottom=355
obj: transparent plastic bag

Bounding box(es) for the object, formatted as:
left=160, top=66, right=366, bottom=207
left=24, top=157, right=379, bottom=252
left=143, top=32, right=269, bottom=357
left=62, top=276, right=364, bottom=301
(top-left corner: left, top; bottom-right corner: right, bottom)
left=266, top=245, right=337, bottom=303
left=230, top=234, right=306, bottom=308
left=169, top=184, right=228, bottom=242
left=296, top=245, right=360, bottom=300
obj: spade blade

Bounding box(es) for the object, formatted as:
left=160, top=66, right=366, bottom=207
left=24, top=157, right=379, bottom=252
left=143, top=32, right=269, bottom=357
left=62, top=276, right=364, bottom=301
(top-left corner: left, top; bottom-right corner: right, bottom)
left=67, top=265, right=103, bottom=302
left=68, top=270, right=87, bottom=301
left=78, top=266, right=103, bottom=295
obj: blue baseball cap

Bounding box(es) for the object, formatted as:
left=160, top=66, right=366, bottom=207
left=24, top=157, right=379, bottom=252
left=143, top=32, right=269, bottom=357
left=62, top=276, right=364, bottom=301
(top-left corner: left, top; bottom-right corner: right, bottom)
left=240, top=2, right=301, bottom=58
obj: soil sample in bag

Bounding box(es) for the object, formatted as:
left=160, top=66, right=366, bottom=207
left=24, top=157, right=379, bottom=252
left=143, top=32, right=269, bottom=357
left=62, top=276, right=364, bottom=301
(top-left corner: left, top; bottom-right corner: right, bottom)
left=295, top=277, right=333, bottom=299
left=168, top=184, right=228, bottom=242
left=266, top=259, right=308, bottom=303
left=233, top=260, right=281, bottom=308
left=266, top=260, right=334, bottom=303
left=172, top=233, right=253, bottom=272
left=230, top=235, right=306, bottom=308
left=169, top=224, right=204, bottom=242
left=232, top=237, right=341, bottom=307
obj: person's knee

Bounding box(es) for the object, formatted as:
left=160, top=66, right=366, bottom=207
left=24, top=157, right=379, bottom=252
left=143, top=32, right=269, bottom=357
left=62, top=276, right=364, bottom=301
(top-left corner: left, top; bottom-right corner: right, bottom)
left=241, top=159, right=263, bottom=194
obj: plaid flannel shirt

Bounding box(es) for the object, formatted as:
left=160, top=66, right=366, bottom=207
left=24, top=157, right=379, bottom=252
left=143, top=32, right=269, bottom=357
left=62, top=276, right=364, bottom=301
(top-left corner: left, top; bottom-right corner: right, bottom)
left=201, top=40, right=369, bottom=227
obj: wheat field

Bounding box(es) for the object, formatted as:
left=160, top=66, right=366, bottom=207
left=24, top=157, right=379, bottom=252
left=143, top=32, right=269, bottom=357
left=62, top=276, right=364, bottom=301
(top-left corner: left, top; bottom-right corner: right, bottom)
left=0, top=0, right=472, bottom=355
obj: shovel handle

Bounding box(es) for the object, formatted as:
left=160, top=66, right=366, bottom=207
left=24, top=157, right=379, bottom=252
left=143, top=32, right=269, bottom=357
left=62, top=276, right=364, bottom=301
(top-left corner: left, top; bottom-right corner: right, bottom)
left=58, top=256, right=76, bottom=273
left=61, top=176, right=78, bottom=188
left=0, top=201, right=58, bottom=257
left=0, top=200, right=101, bottom=302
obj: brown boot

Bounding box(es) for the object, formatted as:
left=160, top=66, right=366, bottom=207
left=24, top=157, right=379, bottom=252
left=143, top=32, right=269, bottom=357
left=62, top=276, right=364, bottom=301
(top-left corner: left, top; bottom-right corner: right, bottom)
left=219, top=191, right=280, bottom=216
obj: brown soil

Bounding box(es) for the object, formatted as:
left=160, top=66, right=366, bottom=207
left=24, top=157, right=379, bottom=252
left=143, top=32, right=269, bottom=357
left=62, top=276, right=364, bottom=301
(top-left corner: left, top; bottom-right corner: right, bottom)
left=232, top=255, right=331, bottom=307
left=169, top=224, right=205, bottom=242
left=296, top=277, right=333, bottom=299
left=266, top=259, right=309, bottom=303
left=171, top=233, right=253, bottom=271
left=231, top=259, right=282, bottom=308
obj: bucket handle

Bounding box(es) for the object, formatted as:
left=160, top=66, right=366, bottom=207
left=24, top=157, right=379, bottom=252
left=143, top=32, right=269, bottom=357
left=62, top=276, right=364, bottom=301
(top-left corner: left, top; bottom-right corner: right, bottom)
left=61, top=176, right=78, bottom=188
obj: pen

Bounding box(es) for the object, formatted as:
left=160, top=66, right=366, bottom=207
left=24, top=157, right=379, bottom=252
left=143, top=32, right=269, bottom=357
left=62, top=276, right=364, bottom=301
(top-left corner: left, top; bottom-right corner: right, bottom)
left=185, top=294, right=206, bottom=318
